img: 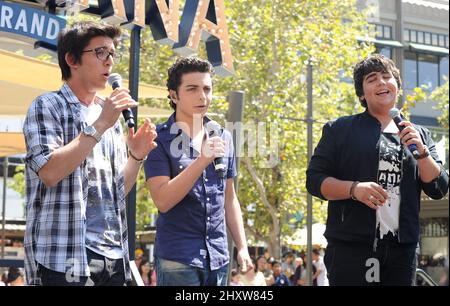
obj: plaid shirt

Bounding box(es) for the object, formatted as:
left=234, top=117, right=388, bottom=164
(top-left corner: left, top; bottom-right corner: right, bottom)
left=23, top=84, right=131, bottom=285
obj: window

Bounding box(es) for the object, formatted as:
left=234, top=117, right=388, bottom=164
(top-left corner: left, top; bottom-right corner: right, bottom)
left=384, top=26, right=391, bottom=39
left=432, top=34, right=438, bottom=46
left=376, top=46, right=392, bottom=59
left=439, top=35, right=445, bottom=47
left=425, top=32, right=431, bottom=45
left=373, top=24, right=392, bottom=40
left=405, top=29, right=449, bottom=48
left=417, top=31, right=424, bottom=44
left=440, top=57, right=449, bottom=85
left=418, top=54, right=439, bottom=91
left=404, top=29, right=410, bottom=42
left=404, top=51, right=418, bottom=89
left=376, top=24, right=383, bottom=38
left=410, top=30, right=417, bottom=42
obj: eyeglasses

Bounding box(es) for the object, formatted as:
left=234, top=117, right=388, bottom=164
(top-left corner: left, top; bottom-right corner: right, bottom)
left=82, top=47, right=121, bottom=63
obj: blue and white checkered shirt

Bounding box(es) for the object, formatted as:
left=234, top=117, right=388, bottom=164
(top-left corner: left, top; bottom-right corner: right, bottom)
left=23, top=83, right=131, bottom=285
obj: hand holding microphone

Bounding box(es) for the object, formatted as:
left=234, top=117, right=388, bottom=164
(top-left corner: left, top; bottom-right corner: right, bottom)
left=204, top=121, right=227, bottom=179
left=108, top=73, right=135, bottom=128
left=389, top=108, right=426, bottom=159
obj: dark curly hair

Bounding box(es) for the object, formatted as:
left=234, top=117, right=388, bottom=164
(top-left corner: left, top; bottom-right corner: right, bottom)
left=166, top=57, right=214, bottom=110
left=353, top=54, right=402, bottom=108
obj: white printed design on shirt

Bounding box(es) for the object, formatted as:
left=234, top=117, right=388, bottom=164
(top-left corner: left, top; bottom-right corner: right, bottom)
left=376, top=133, right=402, bottom=239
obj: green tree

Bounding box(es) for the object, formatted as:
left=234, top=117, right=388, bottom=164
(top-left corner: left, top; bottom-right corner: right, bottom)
left=430, top=79, right=449, bottom=129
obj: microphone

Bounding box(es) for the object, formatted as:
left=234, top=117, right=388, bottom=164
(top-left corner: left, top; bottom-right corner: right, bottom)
left=389, top=108, right=420, bottom=158
left=205, top=120, right=226, bottom=179
left=107, top=73, right=135, bottom=128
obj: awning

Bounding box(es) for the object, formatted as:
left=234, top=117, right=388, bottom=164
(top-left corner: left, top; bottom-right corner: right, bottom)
left=0, top=49, right=172, bottom=157
left=0, top=132, right=25, bottom=157
left=0, top=48, right=168, bottom=103
left=409, top=42, right=449, bottom=55
left=357, top=36, right=403, bottom=48
left=403, top=0, right=449, bottom=11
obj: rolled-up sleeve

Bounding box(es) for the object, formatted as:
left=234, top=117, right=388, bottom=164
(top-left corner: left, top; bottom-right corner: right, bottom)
left=23, top=96, right=63, bottom=175
left=306, top=121, right=338, bottom=200
left=420, top=128, right=449, bottom=199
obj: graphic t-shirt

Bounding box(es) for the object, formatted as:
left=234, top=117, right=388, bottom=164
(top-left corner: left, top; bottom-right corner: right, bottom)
left=376, top=126, right=403, bottom=240
left=80, top=102, right=123, bottom=259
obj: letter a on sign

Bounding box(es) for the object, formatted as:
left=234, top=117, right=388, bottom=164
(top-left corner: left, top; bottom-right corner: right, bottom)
left=174, top=0, right=234, bottom=76
left=146, top=0, right=179, bottom=45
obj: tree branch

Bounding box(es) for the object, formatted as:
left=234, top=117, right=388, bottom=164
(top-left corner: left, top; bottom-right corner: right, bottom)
left=242, top=157, right=278, bottom=223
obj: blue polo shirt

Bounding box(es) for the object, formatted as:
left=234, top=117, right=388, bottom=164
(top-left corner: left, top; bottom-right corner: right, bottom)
left=144, top=113, right=237, bottom=271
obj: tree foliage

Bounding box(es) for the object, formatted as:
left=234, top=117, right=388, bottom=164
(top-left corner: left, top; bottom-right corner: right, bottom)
left=430, top=78, right=449, bottom=129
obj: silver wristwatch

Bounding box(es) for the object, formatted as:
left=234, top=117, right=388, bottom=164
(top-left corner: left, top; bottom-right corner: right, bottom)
left=83, top=125, right=102, bottom=143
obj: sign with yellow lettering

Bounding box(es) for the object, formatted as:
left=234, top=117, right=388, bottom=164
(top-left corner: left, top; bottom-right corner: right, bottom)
left=64, top=0, right=234, bottom=76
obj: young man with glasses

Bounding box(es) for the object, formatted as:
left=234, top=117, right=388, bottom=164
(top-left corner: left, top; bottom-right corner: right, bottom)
left=23, top=21, right=157, bottom=286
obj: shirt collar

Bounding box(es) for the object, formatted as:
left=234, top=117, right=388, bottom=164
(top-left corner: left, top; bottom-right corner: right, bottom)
left=159, top=112, right=214, bottom=141
left=61, top=83, right=105, bottom=106
left=60, top=83, right=80, bottom=105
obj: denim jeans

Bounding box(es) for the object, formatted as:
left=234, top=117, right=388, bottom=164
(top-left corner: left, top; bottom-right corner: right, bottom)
left=324, top=239, right=416, bottom=286
left=155, top=257, right=228, bottom=286
left=38, top=248, right=125, bottom=286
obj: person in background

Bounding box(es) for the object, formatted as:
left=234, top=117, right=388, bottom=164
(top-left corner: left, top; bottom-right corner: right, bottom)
left=138, top=258, right=152, bottom=286
left=256, top=255, right=274, bottom=286
left=229, top=269, right=244, bottom=286
left=281, top=251, right=296, bottom=285
left=271, top=261, right=290, bottom=286
left=7, top=267, right=25, bottom=286
left=312, top=249, right=329, bottom=286
left=240, top=257, right=267, bottom=286
left=292, top=257, right=304, bottom=286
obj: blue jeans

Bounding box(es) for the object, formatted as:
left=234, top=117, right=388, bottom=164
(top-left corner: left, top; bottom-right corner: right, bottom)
left=155, top=257, right=228, bottom=286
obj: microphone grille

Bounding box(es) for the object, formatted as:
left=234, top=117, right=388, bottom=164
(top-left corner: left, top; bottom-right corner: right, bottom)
left=107, top=73, right=122, bottom=86
left=389, top=108, right=400, bottom=118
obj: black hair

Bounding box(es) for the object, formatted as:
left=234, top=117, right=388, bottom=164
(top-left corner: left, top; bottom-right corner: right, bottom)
left=353, top=54, right=402, bottom=108
left=57, top=21, right=121, bottom=81
left=166, top=57, right=214, bottom=110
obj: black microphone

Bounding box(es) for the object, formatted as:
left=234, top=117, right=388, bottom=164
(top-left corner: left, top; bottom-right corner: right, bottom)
left=107, top=73, right=135, bottom=128
left=389, top=107, right=420, bottom=158
left=205, top=120, right=226, bottom=179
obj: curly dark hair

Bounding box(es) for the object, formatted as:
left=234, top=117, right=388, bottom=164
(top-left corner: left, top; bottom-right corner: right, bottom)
left=353, top=54, right=402, bottom=108
left=166, top=57, right=214, bottom=110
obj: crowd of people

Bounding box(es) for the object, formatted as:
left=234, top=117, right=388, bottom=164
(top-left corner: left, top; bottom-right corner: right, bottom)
left=228, top=249, right=329, bottom=286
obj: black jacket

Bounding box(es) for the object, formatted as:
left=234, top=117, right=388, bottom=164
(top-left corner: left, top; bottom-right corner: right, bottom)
left=306, top=110, right=448, bottom=245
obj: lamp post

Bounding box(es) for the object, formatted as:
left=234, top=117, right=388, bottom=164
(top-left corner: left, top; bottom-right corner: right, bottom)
left=305, top=59, right=314, bottom=287
left=281, top=57, right=314, bottom=285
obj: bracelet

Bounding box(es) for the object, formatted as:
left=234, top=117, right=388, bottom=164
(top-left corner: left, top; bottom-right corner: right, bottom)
left=349, top=181, right=359, bottom=201
left=128, top=150, right=147, bottom=163
left=415, top=145, right=430, bottom=160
